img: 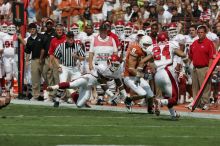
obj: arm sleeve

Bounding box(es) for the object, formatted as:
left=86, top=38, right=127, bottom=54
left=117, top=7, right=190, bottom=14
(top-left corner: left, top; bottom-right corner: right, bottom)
left=54, top=44, right=62, bottom=59
left=77, top=43, right=85, bottom=57
left=48, top=39, right=55, bottom=55
left=25, top=39, right=32, bottom=54
left=208, top=41, right=216, bottom=59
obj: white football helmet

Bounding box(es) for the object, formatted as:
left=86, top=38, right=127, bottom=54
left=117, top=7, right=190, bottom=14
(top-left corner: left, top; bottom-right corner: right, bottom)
left=108, top=54, right=121, bottom=72
left=93, top=22, right=101, bottom=33
left=145, top=26, right=151, bottom=36
left=115, top=20, right=125, bottom=36
left=139, top=35, right=153, bottom=52
left=70, top=23, right=79, bottom=36
left=124, top=22, right=133, bottom=37
left=7, top=24, right=16, bottom=35
left=167, top=23, right=178, bottom=39
left=1, top=22, right=8, bottom=33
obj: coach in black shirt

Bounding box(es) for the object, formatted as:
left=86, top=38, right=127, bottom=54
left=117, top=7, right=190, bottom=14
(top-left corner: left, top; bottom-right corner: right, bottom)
left=25, top=23, right=44, bottom=101
left=42, top=18, right=56, bottom=89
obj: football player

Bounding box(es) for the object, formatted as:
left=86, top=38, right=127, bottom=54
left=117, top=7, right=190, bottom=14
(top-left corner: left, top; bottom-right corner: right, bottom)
left=47, top=54, right=127, bottom=108
left=137, top=32, right=186, bottom=120
left=123, top=35, right=155, bottom=113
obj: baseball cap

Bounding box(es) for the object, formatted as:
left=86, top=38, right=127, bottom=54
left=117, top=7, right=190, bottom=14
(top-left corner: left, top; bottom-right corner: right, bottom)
left=46, top=18, right=54, bottom=25
left=28, top=23, right=37, bottom=29
left=66, top=31, right=74, bottom=38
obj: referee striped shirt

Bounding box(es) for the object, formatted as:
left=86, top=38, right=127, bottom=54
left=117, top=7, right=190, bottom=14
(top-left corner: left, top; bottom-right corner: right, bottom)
left=54, top=42, right=85, bottom=67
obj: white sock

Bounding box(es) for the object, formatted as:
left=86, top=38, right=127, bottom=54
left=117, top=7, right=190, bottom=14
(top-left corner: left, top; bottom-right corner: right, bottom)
left=52, top=85, right=59, bottom=90
left=161, top=99, right=168, bottom=106
left=168, top=108, right=176, bottom=117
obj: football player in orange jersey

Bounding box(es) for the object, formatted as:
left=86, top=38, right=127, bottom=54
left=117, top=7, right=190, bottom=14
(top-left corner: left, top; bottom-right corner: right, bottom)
left=123, top=35, right=155, bottom=113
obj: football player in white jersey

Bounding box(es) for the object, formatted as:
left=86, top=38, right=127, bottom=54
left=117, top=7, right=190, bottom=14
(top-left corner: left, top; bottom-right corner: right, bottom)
left=47, top=54, right=127, bottom=107
left=1, top=23, right=17, bottom=98
left=119, top=22, right=136, bottom=61
left=183, top=25, right=198, bottom=103
left=81, top=24, right=96, bottom=74
left=137, top=32, right=186, bottom=120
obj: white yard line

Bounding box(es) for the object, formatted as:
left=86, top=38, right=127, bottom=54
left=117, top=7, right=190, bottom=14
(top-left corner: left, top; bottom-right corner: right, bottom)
left=0, top=123, right=218, bottom=128
left=0, top=133, right=219, bottom=138
left=10, top=99, right=220, bottom=120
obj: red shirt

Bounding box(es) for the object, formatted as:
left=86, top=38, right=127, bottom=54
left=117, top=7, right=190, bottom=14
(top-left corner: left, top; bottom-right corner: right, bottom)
left=108, top=31, right=120, bottom=48
left=189, top=37, right=215, bottom=67
left=48, top=34, right=66, bottom=55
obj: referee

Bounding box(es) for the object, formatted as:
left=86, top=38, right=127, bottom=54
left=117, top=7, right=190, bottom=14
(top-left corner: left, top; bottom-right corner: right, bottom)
left=53, top=31, right=85, bottom=107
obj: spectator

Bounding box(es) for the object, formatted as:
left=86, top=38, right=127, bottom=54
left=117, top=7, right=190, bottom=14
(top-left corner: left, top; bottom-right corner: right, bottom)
left=148, top=5, right=158, bottom=21
left=192, top=2, right=201, bottom=19
left=130, top=3, right=141, bottom=23
left=139, top=5, right=150, bottom=20
left=157, top=6, right=172, bottom=25
left=91, top=0, right=104, bottom=22
left=124, top=6, right=133, bottom=22
left=57, top=0, right=73, bottom=25
left=188, top=25, right=216, bottom=110
left=1, top=0, right=11, bottom=21
left=25, top=23, right=45, bottom=101
left=199, top=1, right=211, bottom=23
left=171, top=6, right=184, bottom=22
left=27, top=0, right=37, bottom=23
left=102, top=0, right=116, bottom=20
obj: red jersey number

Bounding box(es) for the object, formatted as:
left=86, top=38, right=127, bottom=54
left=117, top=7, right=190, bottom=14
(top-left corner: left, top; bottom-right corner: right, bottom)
left=4, top=41, right=13, bottom=48
left=152, top=45, right=171, bottom=60
left=84, top=41, right=90, bottom=52
left=120, top=41, right=129, bottom=51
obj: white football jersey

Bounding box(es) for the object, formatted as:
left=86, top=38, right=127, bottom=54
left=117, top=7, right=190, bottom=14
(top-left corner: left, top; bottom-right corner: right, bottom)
left=172, top=34, right=185, bottom=45
left=2, top=34, right=15, bottom=58
left=206, top=31, right=219, bottom=42
left=184, top=35, right=198, bottom=55
left=81, top=33, right=96, bottom=57
left=92, top=63, right=123, bottom=80
left=120, top=34, right=135, bottom=60
left=146, top=41, right=179, bottom=71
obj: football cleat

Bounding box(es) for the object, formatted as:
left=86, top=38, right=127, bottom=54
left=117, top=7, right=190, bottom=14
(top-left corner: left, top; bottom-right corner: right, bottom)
left=154, top=98, right=161, bottom=116
left=124, top=97, right=132, bottom=112
left=171, top=111, right=180, bottom=121
left=111, top=99, right=117, bottom=106
left=53, top=101, right=59, bottom=107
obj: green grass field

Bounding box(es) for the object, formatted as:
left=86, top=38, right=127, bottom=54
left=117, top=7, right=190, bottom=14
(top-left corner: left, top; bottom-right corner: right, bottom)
left=0, top=104, right=220, bottom=146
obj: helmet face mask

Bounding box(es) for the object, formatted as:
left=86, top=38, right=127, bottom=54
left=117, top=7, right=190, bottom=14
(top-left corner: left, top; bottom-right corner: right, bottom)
left=124, top=27, right=132, bottom=36
left=70, top=23, right=79, bottom=36
left=7, top=24, right=16, bottom=35
left=108, top=54, right=121, bottom=72
left=1, top=24, right=8, bottom=33
left=139, top=35, right=153, bottom=52
left=115, top=20, right=125, bottom=36
left=115, top=25, right=124, bottom=36
left=167, top=23, right=178, bottom=39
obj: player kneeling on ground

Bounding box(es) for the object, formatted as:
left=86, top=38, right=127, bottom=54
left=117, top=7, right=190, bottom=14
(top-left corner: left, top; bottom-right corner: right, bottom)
left=47, top=54, right=127, bottom=108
